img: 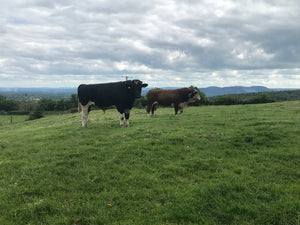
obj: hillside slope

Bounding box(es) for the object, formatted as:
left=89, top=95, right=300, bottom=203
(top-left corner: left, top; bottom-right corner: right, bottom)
left=0, top=102, right=300, bottom=224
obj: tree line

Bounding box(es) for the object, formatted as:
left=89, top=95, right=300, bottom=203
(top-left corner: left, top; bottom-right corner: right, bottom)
left=1, top=88, right=299, bottom=119
left=0, top=94, right=78, bottom=120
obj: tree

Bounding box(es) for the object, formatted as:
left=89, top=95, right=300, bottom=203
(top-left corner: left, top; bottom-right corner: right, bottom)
left=133, top=96, right=147, bottom=108
left=212, top=95, right=242, bottom=105
left=246, top=93, right=275, bottom=104
left=0, top=95, right=19, bottom=111
left=38, top=98, right=56, bottom=111
left=55, top=99, right=67, bottom=111
left=28, top=106, right=44, bottom=120
left=68, top=94, right=78, bottom=109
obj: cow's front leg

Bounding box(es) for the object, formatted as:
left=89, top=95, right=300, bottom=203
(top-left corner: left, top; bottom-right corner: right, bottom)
left=119, top=112, right=124, bottom=127
left=80, top=101, right=95, bottom=127
left=179, top=102, right=186, bottom=115
left=124, top=109, right=130, bottom=127
left=174, top=104, right=179, bottom=115
left=81, top=105, right=89, bottom=127
left=81, top=104, right=90, bottom=127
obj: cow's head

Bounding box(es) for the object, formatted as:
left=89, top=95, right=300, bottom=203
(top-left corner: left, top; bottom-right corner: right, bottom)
left=127, top=80, right=148, bottom=98
left=188, top=88, right=201, bottom=102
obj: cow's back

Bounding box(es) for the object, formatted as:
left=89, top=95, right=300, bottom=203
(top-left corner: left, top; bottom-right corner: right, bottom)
left=78, top=82, right=132, bottom=107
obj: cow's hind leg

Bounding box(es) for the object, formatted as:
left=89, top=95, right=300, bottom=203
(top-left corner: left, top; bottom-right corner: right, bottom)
left=146, top=104, right=151, bottom=117
left=151, top=101, right=158, bottom=116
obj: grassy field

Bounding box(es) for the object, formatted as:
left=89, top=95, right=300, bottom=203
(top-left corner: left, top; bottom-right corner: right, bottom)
left=0, top=115, right=28, bottom=126
left=0, top=101, right=299, bottom=225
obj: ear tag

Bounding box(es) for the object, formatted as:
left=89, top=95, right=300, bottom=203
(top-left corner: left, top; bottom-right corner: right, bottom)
left=128, top=86, right=131, bottom=89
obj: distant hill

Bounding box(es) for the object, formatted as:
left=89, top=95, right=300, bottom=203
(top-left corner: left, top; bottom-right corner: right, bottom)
left=143, top=86, right=293, bottom=97
left=199, top=86, right=275, bottom=97
left=0, top=87, right=76, bottom=100
left=1, top=86, right=298, bottom=100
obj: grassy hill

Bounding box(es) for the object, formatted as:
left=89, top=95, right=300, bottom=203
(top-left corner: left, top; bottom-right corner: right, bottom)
left=0, top=102, right=300, bottom=224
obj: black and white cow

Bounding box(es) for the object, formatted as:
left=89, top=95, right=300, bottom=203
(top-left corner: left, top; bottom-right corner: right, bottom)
left=78, top=80, right=148, bottom=127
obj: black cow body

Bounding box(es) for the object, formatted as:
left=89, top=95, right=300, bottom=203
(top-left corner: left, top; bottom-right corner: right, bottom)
left=78, top=80, right=148, bottom=127
left=146, top=88, right=200, bottom=116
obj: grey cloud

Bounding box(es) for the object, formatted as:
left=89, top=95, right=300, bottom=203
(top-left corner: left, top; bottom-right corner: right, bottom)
left=0, top=0, right=299, bottom=88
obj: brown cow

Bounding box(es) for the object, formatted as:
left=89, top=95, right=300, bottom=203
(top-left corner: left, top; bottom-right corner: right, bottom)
left=146, top=88, right=200, bottom=116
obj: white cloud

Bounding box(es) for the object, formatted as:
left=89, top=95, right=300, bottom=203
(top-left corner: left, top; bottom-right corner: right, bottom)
left=166, top=50, right=188, bottom=63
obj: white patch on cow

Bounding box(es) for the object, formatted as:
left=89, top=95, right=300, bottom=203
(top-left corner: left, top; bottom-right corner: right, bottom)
left=188, top=90, right=201, bottom=103
left=119, top=113, right=124, bottom=127
left=179, top=102, right=187, bottom=114
left=195, top=92, right=201, bottom=100
left=179, top=102, right=187, bottom=108
left=80, top=101, right=95, bottom=127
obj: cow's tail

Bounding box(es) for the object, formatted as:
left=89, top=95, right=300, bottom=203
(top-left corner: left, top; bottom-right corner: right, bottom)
left=147, top=101, right=158, bottom=115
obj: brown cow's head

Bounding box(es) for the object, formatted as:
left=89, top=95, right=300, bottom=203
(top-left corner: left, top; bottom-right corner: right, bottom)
left=127, top=80, right=148, bottom=98
left=188, top=88, right=201, bottom=102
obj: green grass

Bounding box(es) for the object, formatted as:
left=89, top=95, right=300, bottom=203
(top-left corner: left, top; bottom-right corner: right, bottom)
left=0, top=101, right=300, bottom=225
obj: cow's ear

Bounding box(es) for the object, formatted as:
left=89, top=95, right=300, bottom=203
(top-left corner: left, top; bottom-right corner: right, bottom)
left=142, top=83, right=148, bottom=87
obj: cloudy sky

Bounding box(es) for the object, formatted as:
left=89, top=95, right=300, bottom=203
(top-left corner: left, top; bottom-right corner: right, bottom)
left=0, top=0, right=299, bottom=88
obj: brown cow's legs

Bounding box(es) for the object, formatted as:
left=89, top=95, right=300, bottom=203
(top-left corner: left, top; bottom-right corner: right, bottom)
left=151, top=102, right=158, bottom=116
left=146, top=104, right=151, bottom=116
left=179, top=102, right=186, bottom=115
left=174, top=104, right=179, bottom=115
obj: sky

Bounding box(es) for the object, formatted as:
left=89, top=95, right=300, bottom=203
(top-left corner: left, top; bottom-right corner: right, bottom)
left=0, top=0, right=299, bottom=88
